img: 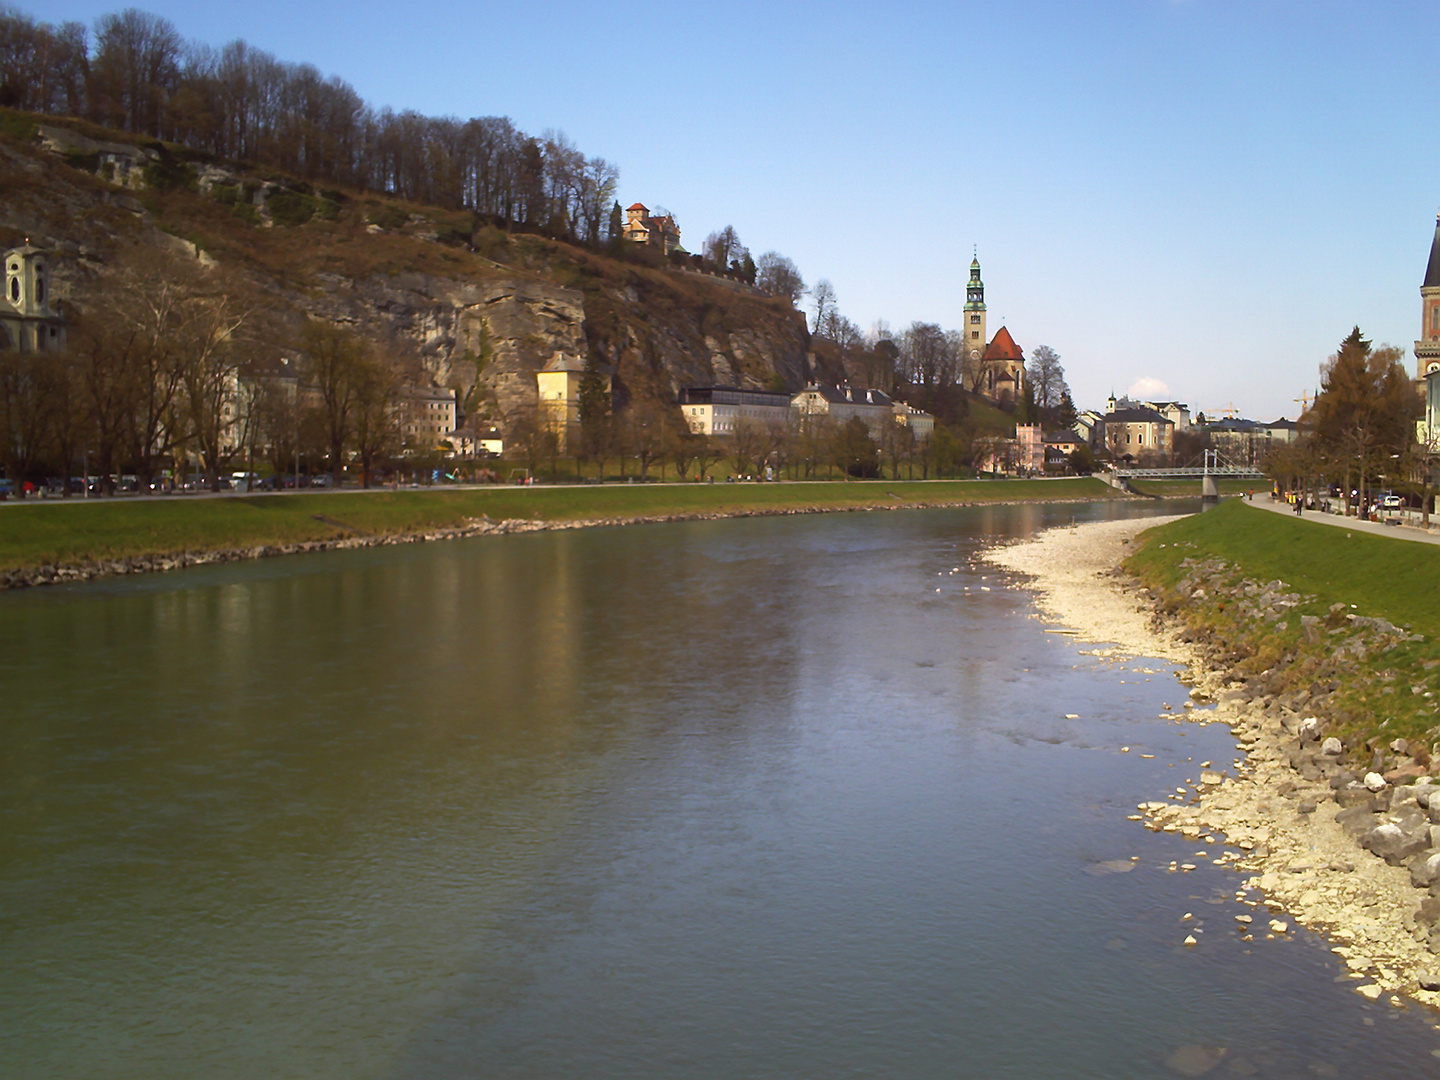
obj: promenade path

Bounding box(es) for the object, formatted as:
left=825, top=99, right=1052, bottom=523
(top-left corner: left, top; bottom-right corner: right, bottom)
left=1246, top=494, right=1440, bottom=548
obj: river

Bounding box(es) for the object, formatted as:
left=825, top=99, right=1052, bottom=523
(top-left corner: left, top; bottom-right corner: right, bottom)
left=3, top=501, right=1439, bottom=1078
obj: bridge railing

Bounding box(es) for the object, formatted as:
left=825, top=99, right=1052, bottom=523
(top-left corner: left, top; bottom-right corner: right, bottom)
left=1105, top=466, right=1266, bottom=479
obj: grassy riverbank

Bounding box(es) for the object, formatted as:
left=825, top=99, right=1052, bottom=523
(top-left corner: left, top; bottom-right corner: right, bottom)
left=1125, top=500, right=1440, bottom=753
left=1125, top=477, right=1256, bottom=498
left=0, top=476, right=1125, bottom=574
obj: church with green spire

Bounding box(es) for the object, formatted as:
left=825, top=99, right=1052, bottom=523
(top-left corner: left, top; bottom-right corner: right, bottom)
left=963, top=253, right=987, bottom=363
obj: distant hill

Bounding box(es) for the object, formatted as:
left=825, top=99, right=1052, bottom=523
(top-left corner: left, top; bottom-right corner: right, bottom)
left=1, top=108, right=813, bottom=422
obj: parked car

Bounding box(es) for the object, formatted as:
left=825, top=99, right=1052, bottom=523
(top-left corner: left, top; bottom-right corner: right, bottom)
left=1382, top=494, right=1404, bottom=509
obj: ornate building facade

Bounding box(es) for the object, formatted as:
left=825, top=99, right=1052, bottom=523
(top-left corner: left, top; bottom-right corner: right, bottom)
left=2, top=244, right=65, bottom=353
left=1417, top=215, right=1440, bottom=379
left=963, top=255, right=987, bottom=363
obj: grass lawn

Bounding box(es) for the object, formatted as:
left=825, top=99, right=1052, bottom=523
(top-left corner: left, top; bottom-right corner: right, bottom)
left=1125, top=499, right=1440, bottom=747
left=0, top=476, right=1125, bottom=572
left=1127, top=500, right=1440, bottom=639
left=1125, top=478, right=1257, bottom=498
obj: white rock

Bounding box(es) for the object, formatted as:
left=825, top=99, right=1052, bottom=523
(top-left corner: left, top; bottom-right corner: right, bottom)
left=1364, top=772, right=1387, bottom=792
left=1321, top=737, right=1344, bottom=756
left=1183, top=934, right=1198, bottom=946
left=1269, top=919, right=1290, bottom=933
left=1356, top=984, right=1383, bottom=1000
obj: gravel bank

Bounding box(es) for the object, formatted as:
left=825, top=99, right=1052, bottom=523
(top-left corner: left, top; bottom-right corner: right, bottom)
left=987, top=516, right=1440, bottom=1011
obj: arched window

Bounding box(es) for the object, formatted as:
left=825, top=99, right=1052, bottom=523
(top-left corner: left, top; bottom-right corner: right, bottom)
left=9, top=277, right=17, bottom=303
left=35, top=276, right=43, bottom=303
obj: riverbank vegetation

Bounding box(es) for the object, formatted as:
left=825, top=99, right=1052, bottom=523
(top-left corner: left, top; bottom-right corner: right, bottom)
left=1126, top=500, right=1440, bottom=759
left=1266, top=328, right=1426, bottom=515
left=0, top=477, right=1124, bottom=575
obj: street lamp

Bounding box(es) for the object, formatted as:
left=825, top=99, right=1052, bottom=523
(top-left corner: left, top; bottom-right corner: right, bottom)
left=281, top=357, right=298, bottom=492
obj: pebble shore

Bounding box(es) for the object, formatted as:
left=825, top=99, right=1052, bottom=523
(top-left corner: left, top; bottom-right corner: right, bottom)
left=987, top=516, right=1440, bottom=1012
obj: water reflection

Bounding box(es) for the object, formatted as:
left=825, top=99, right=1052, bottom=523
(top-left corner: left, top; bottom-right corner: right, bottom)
left=2, top=501, right=1438, bottom=1078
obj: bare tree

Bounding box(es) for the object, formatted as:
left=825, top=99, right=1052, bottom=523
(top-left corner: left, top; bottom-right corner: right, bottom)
left=351, top=356, right=399, bottom=487
left=663, top=416, right=700, bottom=479
left=756, top=252, right=805, bottom=305
left=704, top=226, right=742, bottom=269
left=900, top=322, right=954, bottom=389
left=302, top=319, right=369, bottom=484
left=1026, top=345, right=1066, bottom=413
left=626, top=400, right=670, bottom=480
left=90, top=8, right=182, bottom=135
left=810, top=279, right=836, bottom=334
left=729, top=417, right=765, bottom=477
left=176, top=273, right=252, bottom=489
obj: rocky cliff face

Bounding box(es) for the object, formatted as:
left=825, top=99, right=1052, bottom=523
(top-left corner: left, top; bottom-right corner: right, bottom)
left=1, top=118, right=812, bottom=422
left=306, top=271, right=590, bottom=418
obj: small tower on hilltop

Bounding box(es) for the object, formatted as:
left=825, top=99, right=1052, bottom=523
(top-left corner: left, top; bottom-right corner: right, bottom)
left=1416, top=213, right=1440, bottom=379
left=963, top=253, right=987, bottom=363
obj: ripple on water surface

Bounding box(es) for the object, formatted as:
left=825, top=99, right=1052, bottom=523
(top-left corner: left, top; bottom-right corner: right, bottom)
left=2, top=501, right=1439, bottom=1078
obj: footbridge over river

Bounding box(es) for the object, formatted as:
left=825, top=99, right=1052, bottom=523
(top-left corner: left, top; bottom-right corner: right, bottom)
left=1099, top=450, right=1265, bottom=500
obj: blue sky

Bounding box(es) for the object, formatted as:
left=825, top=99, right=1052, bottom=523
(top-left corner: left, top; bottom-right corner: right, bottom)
left=39, top=0, right=1440, bottom=420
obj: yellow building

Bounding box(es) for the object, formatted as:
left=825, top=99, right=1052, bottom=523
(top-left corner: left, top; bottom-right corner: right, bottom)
left=536, top=353, right=588, bottom=452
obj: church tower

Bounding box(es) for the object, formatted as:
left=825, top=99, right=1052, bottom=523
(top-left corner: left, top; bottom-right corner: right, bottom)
left=1, top=244, right=64, bottom=353
left=1417, top=215, right=1440, bottom=378
left=963, top=254, right=987, bottom=362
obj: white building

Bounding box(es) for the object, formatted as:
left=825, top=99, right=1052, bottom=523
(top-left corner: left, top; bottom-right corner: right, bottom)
left=790, top=384, right=895, bottom=438
left=678, top=386, right=793, bottom=435
left=1143, top=400, right=1191, bottom=431
left=893, top=401, right=935, bottom=440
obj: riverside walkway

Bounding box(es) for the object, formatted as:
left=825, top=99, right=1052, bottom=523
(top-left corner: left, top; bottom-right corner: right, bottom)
left=1247, top=495, right=1440, bottom=547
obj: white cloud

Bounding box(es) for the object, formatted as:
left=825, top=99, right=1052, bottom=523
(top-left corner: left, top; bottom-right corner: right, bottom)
left=1128, top=377, right=1169, bottom=400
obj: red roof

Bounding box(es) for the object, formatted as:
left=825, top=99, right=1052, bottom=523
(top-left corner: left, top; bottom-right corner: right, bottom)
left=982, top=326, right=1023, bottom=361
left=627, top=202, right=649, bottom=212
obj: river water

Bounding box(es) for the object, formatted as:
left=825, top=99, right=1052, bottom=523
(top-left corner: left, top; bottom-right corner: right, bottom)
left=3, top=501, right=1439, bottom=1078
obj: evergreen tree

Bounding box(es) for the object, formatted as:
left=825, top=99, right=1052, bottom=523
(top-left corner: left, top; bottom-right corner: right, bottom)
left=1054, top=389, right=1077, bottom=431
left=1308, top=326, right=1419, bottom=511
